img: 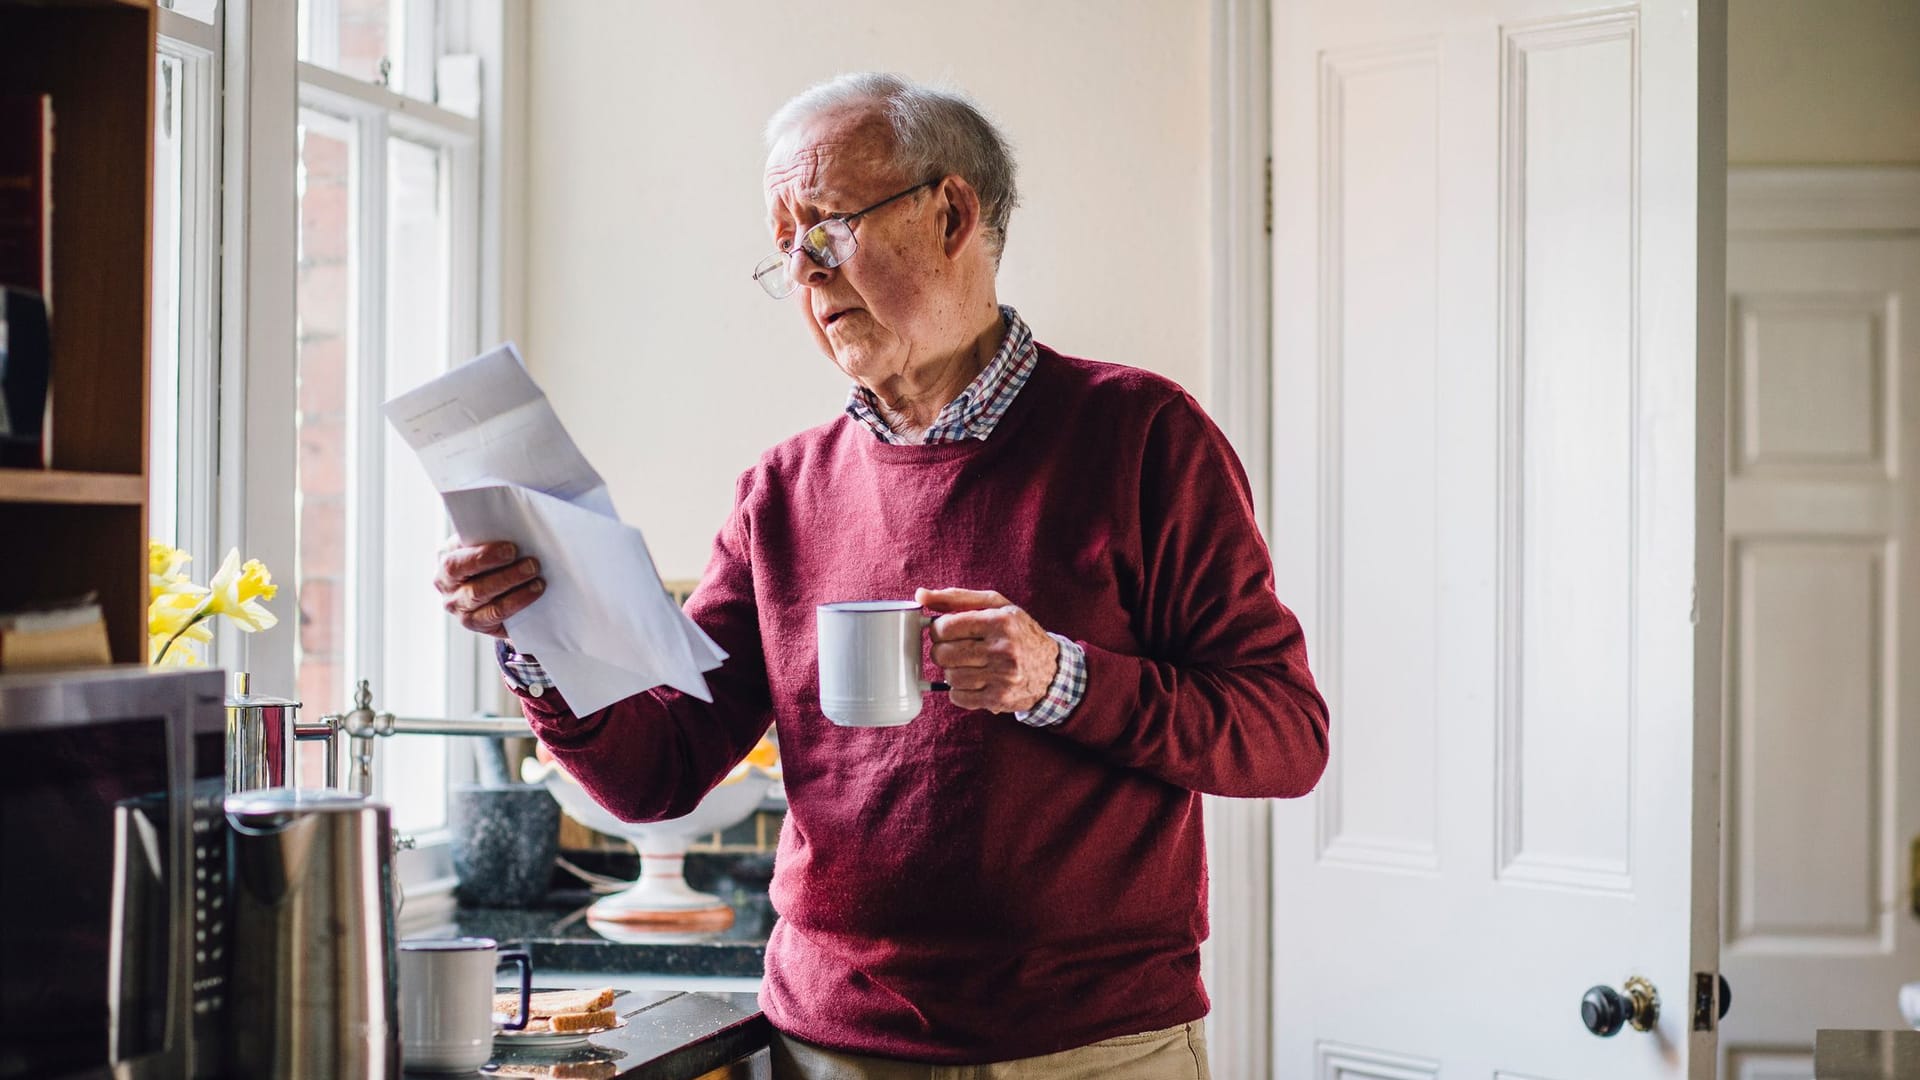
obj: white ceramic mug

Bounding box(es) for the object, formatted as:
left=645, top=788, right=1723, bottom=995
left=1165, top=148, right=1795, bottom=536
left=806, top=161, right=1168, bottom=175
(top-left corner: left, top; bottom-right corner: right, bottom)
left=816, top=600, right=950, bottom=727
left=398, top=936, right=531, bottom=1072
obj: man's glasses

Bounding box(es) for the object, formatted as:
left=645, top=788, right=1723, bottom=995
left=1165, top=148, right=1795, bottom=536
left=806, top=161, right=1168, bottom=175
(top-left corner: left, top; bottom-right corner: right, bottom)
left=752, top=180, right=936, bottom=299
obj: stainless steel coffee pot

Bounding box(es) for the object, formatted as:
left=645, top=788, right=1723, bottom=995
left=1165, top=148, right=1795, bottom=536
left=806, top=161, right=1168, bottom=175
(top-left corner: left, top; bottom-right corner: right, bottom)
left=225, top=788, right=400, bottom=1079
left=225, top=671, right=300, bottom=792
left=227, top=671, right=337, bottom=792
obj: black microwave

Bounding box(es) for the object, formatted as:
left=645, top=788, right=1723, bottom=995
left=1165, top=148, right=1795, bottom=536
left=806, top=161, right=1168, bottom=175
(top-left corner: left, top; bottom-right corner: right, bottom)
left=0, top=666, right=229, bottom=1080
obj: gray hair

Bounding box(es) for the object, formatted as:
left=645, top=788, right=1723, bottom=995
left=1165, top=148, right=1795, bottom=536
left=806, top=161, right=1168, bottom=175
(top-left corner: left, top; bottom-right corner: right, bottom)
left=765, top=72, right=1020, bottom=266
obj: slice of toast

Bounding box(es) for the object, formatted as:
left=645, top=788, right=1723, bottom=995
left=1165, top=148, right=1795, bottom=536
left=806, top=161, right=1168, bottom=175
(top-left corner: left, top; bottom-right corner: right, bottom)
left=516, top=1008, right=617, bottom=1033
left=542, top=1008, right=617, bottom=1033
left=494, top=986, right=616, bottom=1019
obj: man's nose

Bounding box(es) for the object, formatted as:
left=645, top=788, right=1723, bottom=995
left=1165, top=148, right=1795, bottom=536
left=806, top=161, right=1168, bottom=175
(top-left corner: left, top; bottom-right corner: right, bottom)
left=790, top=246, right=834, bottom=290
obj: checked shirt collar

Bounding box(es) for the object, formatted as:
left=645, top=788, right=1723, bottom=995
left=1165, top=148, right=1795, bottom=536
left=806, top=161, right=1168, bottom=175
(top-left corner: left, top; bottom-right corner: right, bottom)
left=844, top=305, right=1036, bottom=445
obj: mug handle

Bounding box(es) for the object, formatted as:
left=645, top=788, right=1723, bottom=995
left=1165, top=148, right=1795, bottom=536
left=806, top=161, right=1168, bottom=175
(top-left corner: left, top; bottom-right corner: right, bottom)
left=918, top=614, right=950, bottom=693
left=494, top=950, right=533, bottom=1031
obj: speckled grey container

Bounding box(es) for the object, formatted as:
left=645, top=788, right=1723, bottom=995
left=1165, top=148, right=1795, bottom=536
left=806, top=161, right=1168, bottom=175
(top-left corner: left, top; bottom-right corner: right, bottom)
left=449, top=783, right=561, bottom=908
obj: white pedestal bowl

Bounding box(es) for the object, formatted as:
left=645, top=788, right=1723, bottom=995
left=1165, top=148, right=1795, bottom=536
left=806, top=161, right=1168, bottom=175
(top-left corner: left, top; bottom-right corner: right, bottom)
left=527, top=759, right=770, bottom=930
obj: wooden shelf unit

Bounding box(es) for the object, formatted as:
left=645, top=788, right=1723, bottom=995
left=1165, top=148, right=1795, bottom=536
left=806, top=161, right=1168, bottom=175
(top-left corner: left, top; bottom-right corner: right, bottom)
left=0, top=0, right=155, bottom=664
left=0, top=468, right=146, bottom=506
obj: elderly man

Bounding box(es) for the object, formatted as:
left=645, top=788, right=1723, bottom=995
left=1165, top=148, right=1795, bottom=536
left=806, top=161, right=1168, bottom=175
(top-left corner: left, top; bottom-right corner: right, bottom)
left=435, top=73, right=1328, bottom=1079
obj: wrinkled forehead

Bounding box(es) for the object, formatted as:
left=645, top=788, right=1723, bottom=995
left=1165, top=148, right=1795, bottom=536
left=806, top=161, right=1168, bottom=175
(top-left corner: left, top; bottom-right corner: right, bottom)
left=763, top=109, right=899, bottom=212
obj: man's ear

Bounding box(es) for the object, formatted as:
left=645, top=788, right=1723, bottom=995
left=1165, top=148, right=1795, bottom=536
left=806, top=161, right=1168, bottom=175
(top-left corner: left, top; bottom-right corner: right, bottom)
left=938, top=175, right=983, bottom=260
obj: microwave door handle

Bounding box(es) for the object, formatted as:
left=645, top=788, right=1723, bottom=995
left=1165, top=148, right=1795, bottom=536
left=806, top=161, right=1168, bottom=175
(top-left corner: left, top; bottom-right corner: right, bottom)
left=107, top=803, right=166, bottom=1064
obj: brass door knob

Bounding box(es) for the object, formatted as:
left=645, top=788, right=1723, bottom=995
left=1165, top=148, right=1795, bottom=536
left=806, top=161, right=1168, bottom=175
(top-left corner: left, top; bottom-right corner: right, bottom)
left=1581, top=976, right=1659, bottom=1036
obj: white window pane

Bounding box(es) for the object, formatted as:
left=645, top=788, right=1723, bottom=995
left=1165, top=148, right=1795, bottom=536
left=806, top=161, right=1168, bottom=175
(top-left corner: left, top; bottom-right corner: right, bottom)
left=300, top=0, right=439, bottom=103
left=381, top=136, right=452, bottom=833
left=149, top=54, right=185, bottom=547
left=382, top=735, right=449, bottom=833
left=294, top=111, right=356, bottom=742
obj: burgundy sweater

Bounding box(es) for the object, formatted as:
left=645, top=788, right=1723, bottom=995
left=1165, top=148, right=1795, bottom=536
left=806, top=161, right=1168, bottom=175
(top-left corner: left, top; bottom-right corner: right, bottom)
left=518, top=347, right=1329, bottom=1063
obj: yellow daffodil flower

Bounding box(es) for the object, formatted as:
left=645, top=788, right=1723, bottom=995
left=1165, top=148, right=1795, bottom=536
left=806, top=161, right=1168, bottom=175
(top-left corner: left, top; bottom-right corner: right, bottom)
left=148, top=589, right=205, bottom=638
left=202, top=548, right=279, bottom=633
left=148, top=539, right=189, bottom=582
left=147, top=540, right=279, bottom=667
left=148, top=540, right=203, bottom=602
left=147, top=588, right=214, bottom=667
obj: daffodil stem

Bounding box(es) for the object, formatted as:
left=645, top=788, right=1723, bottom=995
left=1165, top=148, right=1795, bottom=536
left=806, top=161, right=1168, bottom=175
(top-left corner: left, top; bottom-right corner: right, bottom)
left=154, top=607, right=213, bottom=666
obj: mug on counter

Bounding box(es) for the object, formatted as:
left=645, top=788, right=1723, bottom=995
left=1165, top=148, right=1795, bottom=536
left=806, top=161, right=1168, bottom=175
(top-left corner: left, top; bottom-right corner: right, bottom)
left=816, top=600, right=950, bottom=727
left=398, top=936, right=532, bottom=1072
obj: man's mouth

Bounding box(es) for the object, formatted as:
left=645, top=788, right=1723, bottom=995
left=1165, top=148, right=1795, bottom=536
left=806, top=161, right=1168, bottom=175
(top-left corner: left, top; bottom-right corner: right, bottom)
left=822, top=307, right=855, bottom=327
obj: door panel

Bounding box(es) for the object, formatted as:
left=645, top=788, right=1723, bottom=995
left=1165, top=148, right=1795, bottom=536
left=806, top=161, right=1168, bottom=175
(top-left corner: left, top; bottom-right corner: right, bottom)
left=1318, top=1042, right=1442, bottom=1079
left=1503, top=10, right=1639, bottom=892
left=1270, top=2, right=1725, bottom=1077
left=1720, top=173, right=1920, bottom=1074
left=1317, top=40, right=1444, bottom=874
left=1732, top=541, right=1883, bottom=943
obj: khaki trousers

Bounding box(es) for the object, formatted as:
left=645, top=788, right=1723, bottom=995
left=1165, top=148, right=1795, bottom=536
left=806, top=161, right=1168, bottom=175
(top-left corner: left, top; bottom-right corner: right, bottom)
left=769, top=1021, right=1211, bottom=1080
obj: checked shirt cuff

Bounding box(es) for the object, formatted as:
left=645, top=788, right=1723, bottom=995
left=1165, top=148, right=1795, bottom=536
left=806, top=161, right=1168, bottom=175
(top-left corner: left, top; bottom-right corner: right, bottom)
left=495, top=638, right=557, bottom=697
left=1014, top=634, right=1086, bottom=728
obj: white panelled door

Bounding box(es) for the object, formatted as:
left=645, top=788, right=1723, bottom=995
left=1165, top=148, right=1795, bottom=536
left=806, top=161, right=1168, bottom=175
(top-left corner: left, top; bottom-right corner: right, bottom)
left=1268, top=0, right=1726, bottom=1077
left=1719, top=170, right=1920, bottom=1080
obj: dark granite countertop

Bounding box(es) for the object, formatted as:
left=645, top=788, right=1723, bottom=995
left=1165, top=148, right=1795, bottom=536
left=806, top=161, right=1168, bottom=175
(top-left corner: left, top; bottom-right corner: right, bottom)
left=450, top=891, right=771, bottom=979
left=1814, top=1029, right=1920, bottom=1079
left=447, top=853, right=774, bottom=979
left=401, top=989, right=768, bottom=1080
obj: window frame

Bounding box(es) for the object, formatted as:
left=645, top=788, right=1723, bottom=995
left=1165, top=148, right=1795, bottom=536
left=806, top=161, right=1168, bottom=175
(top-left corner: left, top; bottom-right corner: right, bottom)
left=154, top=7, right=223, bottom=585
left=292, top=64, right=484, bottom=838
left=152, top=0, right=511, bottom=926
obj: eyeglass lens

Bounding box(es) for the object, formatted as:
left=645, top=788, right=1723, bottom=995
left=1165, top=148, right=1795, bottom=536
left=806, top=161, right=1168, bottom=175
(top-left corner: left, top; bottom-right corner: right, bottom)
left=754, top=218, right=856, bottom=298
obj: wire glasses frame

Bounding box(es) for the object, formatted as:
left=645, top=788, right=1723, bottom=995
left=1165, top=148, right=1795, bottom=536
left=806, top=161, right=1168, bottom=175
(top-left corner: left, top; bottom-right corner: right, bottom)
left=752, top=179, right=936, bottom=299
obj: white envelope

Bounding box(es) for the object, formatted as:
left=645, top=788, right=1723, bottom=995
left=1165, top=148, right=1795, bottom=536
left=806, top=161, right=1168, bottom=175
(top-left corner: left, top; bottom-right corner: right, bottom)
left=441, top=485, right=723, bottom=713
left=385, top=343, right=724, bottom=712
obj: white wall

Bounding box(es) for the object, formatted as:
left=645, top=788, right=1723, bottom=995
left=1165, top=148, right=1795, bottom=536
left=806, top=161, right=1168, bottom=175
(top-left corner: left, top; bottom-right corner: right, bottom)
left=1729, top=0, right=1920, bottom=166
left=523, top=2, right=1213, bottom=577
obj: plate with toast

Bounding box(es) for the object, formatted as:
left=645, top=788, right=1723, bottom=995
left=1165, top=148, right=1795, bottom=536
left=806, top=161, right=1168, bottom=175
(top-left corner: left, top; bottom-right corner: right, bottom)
left=492, top=986, right=623, bottom=1047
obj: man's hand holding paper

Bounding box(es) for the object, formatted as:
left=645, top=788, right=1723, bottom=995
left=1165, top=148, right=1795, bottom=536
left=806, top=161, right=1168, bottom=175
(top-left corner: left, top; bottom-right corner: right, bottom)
left=386, top=343, right=724, bottom=714
left=434, top=539, right=542, bottom=637
left=442, top=484, right=722, bottom=710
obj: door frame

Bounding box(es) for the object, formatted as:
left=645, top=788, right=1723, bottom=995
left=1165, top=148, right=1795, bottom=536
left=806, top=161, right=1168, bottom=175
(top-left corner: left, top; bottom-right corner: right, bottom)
left=1728, top=167, right=1920, bottom=233
left=1719, top=163, right=1920, bottom=1076
left=1203, top=0, right=1276, bottom=1077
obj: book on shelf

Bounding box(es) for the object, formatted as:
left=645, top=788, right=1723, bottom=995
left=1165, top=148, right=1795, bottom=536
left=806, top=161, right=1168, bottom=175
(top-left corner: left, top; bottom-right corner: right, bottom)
left=0, top=596, right=110, bottom=673
left=0, top=287, right=51, bottom=467
left=0, top=93, right=52, bottom=300
left=0, top=93, right=52, bottom=468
